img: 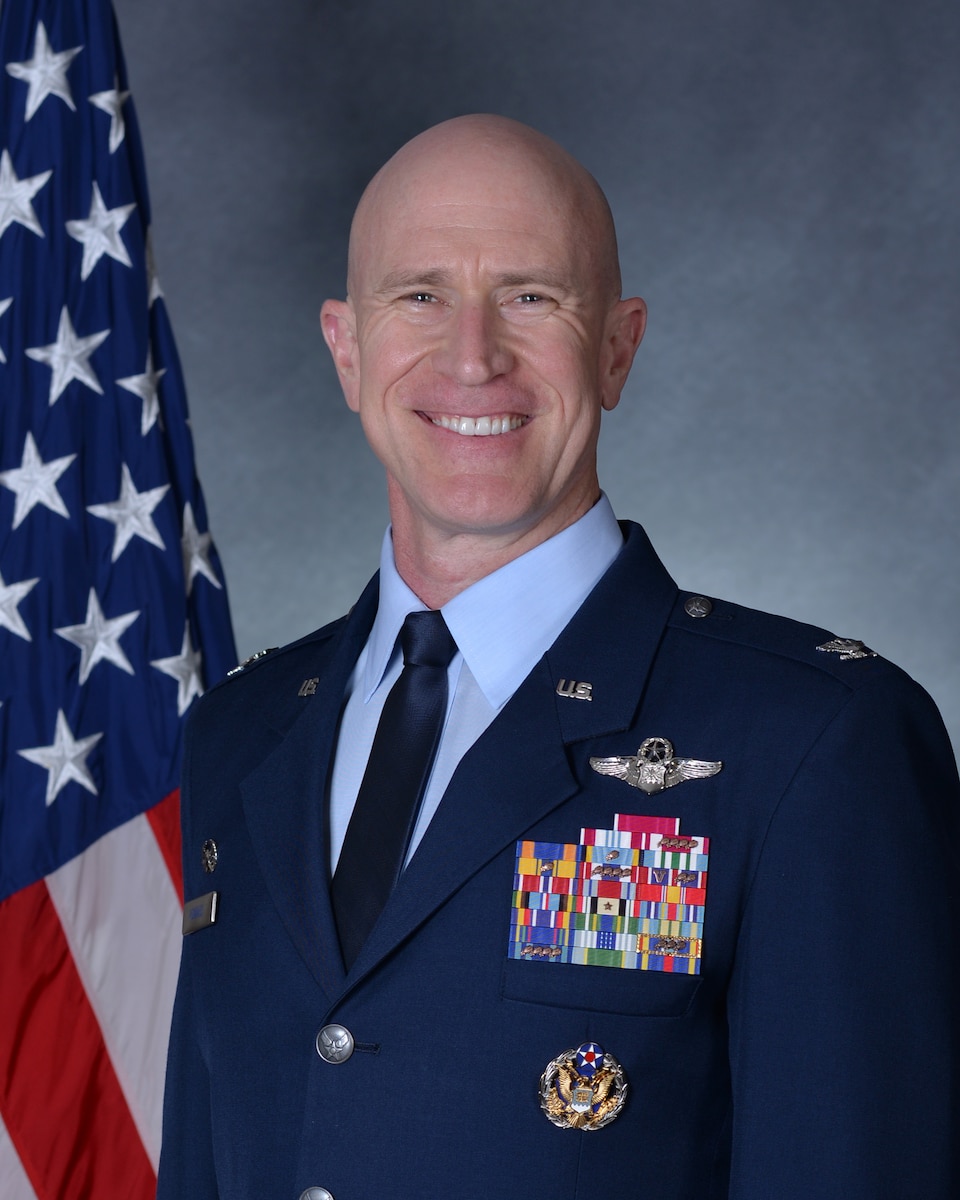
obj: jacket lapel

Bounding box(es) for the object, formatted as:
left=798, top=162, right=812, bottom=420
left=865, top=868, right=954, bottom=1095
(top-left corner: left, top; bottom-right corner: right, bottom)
left=345, top=655, right=579, bottom=983
left=343, top=523, right=678, bottom=990
left=239, top=575, right=379, bottom=1002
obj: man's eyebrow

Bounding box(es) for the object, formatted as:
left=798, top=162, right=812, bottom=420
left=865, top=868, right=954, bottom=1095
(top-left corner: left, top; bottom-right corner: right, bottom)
left=374, top=269, right=453, bottom=294
left=493, top=270, right=574, bottom=293
left=373, top=267, right=576, bottom=295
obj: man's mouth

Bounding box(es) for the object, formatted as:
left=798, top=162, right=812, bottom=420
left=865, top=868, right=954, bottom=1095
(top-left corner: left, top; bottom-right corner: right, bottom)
left=427, top=414, right=528, bottom=437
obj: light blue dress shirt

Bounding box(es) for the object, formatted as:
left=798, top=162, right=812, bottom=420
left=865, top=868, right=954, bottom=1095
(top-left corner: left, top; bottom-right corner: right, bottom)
left=327, top=495, right=625, bottom=872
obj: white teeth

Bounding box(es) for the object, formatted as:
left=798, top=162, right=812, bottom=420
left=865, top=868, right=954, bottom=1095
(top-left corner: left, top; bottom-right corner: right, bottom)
left=431, top=414, right=526, bottom=436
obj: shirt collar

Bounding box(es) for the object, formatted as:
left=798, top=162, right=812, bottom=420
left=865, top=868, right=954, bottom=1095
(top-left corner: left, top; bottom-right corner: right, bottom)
left=363, top=495, right=624, bottom=708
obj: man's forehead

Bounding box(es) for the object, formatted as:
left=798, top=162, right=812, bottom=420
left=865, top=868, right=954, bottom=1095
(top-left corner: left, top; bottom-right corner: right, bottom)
left=347, top=116, right=621, bottom=300
left=379, top=168, right=577, bottom=234
left=362, top=209, right=589, bottom=292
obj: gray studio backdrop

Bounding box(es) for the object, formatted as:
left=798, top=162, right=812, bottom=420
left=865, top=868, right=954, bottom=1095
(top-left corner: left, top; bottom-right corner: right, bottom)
left=113, top=0, right=959, bottom=754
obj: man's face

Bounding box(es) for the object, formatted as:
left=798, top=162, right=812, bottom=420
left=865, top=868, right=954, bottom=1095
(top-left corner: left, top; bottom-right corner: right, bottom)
left=322, top=140, right=645, bottom=557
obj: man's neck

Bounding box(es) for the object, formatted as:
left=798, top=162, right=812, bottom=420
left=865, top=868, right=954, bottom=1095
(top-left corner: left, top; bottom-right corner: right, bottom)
left=389, top=494, right=602, bottom=609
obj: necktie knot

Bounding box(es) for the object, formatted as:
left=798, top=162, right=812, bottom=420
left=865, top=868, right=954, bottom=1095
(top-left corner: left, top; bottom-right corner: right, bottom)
left=400, top=609, right=456, bottom=670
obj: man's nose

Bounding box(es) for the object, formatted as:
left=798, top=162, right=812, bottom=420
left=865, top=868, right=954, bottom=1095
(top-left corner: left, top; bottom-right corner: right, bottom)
left=432, top=301, right=513, bottom=385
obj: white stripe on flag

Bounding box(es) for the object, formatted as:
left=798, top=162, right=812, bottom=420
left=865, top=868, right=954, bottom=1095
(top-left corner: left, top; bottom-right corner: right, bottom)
left=0, top=1113, right=39, bottom=1200
left=46, top=814, right=182, bottom=1171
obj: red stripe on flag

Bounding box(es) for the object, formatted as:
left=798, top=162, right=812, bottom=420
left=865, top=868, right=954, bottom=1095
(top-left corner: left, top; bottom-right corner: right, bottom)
left=0, top=882, right=155, bottom=1200
left=146, top=789, right=183, bottom=901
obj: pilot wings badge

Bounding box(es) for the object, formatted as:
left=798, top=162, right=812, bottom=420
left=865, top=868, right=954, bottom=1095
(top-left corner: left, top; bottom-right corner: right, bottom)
left=590, top=736, right=722, bottom=795
left=540, top=1042, right=628, bottom=1130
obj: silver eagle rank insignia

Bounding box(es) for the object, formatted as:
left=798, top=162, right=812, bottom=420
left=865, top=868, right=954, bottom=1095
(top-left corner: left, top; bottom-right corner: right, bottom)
left=540, top=1042, right=628, bottom=1131
left=816, top=637, right=878, bottom=661
left=590, top=736, right=722, bottom=795
left=226, top=647, right=278, bottom=676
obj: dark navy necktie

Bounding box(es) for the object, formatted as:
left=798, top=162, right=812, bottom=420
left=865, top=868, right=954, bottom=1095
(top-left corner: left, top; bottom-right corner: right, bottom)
left=332, top=609, right=456, bottom=970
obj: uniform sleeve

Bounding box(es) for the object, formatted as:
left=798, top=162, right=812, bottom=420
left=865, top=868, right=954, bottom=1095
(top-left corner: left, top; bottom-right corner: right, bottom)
left=156, top=721, right=219, bottom=1200
left=726, top=674, right=960, bottom=1198
left=155, top=947, right=218, bottom=1198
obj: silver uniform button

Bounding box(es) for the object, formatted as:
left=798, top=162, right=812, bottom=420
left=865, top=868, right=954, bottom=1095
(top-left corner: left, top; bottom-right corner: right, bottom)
left=316, top=1023, right=354, bottom=1064
left=299, top=1189, right=334, bottom=1200
left=684, top=594, right=713, bottom=619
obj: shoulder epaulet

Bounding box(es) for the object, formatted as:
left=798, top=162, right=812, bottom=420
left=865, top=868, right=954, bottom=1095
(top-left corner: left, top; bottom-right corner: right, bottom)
left=670, top=591, right=887, bottom=679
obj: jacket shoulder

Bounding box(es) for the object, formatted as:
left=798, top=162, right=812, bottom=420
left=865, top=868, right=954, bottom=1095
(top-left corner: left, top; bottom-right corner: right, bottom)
left=198, top=612, right=350, bottom=704
left=667, top=589, right=912, bottom=695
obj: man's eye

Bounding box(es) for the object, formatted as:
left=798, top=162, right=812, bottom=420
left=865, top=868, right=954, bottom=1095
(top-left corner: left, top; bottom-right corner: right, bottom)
left=517, top=293, right=545, bottom=303
left=406, top=292, right=436, bottom=304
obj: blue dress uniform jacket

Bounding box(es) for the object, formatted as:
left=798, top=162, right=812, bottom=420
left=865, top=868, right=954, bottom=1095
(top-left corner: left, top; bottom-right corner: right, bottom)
left=157, top=523, right=960, bottom=1199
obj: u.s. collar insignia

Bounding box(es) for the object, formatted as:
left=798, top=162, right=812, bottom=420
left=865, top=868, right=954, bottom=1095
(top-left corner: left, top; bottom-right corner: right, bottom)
left=556, top=678, right=593, bottom=701
left=590, top=736, right=722, bottom=795
left=816, top=637, right=877, bottom=661
left=540, top=1042, right=628, bottom=1130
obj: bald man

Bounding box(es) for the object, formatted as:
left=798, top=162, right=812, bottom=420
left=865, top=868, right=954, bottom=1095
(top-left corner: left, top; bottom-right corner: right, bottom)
left=158, top=117, right=959, bottom=1199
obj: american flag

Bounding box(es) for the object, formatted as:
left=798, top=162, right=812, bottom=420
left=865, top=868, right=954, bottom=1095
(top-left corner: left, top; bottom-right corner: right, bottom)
left=0, top=2, right=237, bottom=1196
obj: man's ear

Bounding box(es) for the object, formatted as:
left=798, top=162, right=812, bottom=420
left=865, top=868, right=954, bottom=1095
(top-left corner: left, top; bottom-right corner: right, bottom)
left=320, top=298, right=361, bottom=412
left=599, top=297, right=647, bottom=412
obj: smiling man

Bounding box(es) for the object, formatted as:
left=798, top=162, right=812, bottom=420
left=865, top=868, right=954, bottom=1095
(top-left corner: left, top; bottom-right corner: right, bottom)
left=158, top=116, right=959, bottom=1200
